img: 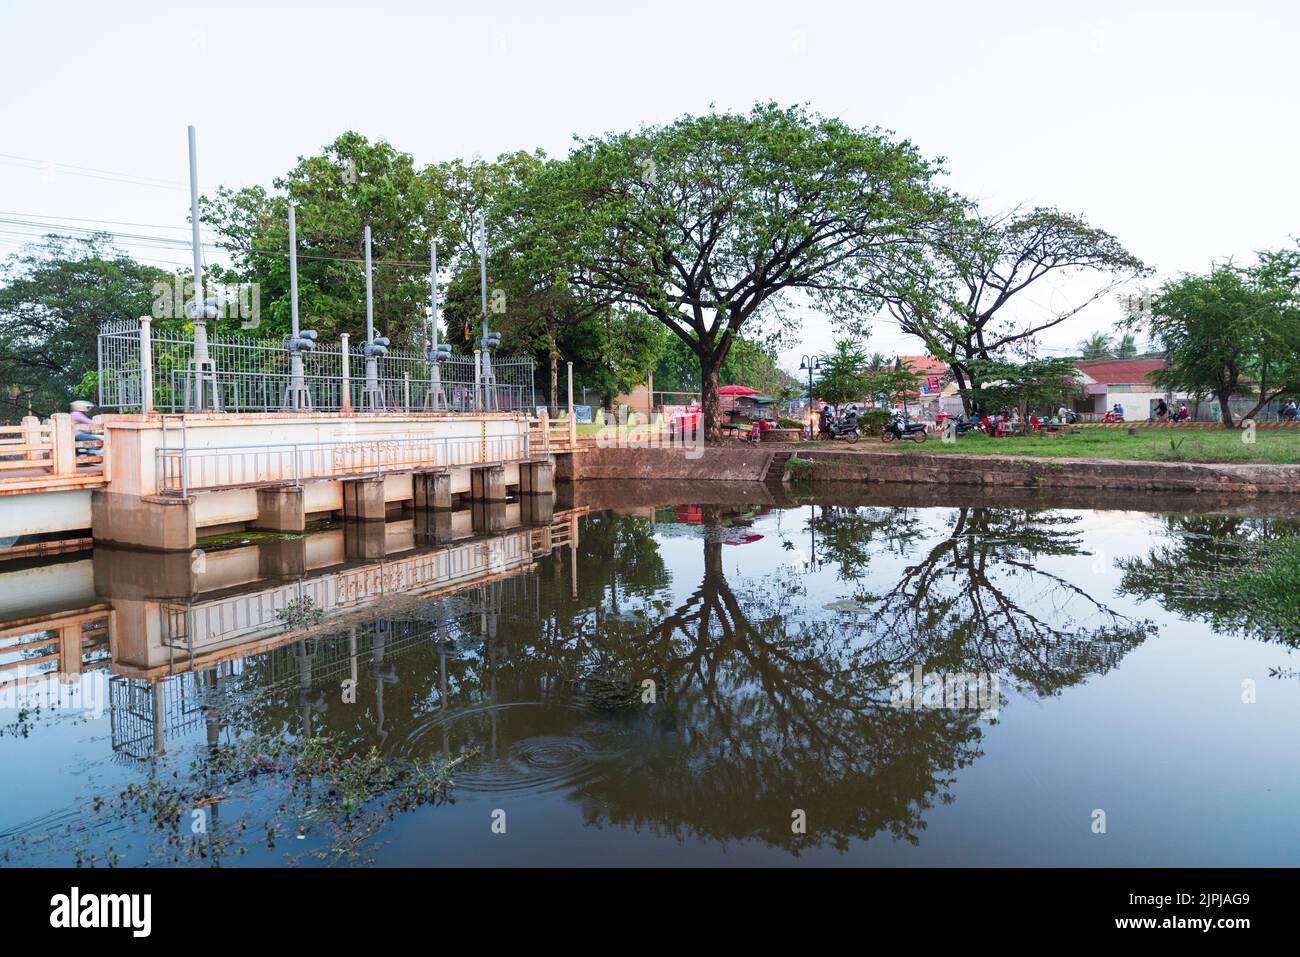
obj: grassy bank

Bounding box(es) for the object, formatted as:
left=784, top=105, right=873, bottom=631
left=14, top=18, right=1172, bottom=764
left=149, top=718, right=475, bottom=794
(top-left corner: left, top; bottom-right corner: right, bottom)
left=797, top=427, right=1300, bottom=464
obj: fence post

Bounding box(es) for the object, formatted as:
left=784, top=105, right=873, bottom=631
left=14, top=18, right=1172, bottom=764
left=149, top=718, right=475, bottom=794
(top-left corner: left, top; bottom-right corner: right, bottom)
left=403, top=370, right=410, bottom=412
left=50, top=413, right=76, bottom=475
left=21, top=414, right=40, bottom=463
left=567, top=361, right=576, bottom=447
left=139, top=315, right=154, bottom=414
left=340, top=334, right=353, bottom=413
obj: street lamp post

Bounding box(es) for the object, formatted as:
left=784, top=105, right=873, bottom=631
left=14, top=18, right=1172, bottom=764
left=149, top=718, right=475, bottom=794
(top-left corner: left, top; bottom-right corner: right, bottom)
left=799, top=354, right=821, bottom=438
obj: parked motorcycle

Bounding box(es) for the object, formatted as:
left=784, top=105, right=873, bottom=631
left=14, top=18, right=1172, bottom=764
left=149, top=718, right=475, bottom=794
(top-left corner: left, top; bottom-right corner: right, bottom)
left=882, top=412, right=928, bottom=443
left=820, top=410, right=860, bottom=443
left=949, top=417, right=981, bottom=436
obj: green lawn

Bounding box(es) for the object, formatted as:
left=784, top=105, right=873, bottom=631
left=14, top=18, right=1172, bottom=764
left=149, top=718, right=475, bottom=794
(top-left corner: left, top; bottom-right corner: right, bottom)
left=575, top=421, right=667, bottom=437
left=797, top=427, right=1300, bottom=464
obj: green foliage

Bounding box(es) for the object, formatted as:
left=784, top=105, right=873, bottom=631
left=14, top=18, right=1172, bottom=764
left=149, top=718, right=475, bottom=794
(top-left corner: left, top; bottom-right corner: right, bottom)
left=858, top=408, right=891, bottom=435
left=1221, top=536, right=1300, bottom=643
left=815, top=338, right=874, bottom=407
left=784, top=456, right=816, bottom=483
left=1138, top=248, right=1300, bottom=427
left=652, top=334, right=796, bottom=397
left=507, top=102, right=952, bottom=436
left=1079, top=331, right=1113, bottom=358
left=868, top=205, right=1147, bottom=408
left=960, top=356, right=1082, bottom=416
left=0, top=234, right=172, bottom=420
left=277, top=597, right=325, bottom=629
left=203, top=132, right=547, bottom=349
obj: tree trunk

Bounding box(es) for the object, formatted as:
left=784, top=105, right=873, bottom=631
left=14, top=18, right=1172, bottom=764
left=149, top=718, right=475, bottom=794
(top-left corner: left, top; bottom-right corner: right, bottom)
left=700, top=354, right=722, bottom=442
left=549, top=351, right=558, bottom=413
left=1218, top=388, right=1236, bottom=428
left=1243, top=390, right=1284, bottom=423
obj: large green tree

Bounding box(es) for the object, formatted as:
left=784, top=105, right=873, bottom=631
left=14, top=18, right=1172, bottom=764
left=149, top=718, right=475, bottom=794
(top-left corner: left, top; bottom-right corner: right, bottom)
left=509, top=103, right=953, bottom=439
left=202, top=132, right=441, bottom=344
left=0, top=235, right=171, bottom=420
left=869, top=206, right=1147, bottom=414
left=652, top=334, right=797, bottom=398
left=959, top=356, right=1083, bottom=419
left=1139, top=250, right=1300, bottom=427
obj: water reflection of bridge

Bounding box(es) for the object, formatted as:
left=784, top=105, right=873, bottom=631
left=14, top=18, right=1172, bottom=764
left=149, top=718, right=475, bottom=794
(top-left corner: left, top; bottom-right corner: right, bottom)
left=0, top=496, right=582, bottom=759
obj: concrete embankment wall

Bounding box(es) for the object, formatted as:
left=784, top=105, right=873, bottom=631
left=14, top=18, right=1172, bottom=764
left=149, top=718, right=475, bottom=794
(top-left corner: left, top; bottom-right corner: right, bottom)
left=574, top=446, right=1300, bottom=494
left=576, top=447, right=775, bottom=482
left=793, top=450, right=1300, bottom=494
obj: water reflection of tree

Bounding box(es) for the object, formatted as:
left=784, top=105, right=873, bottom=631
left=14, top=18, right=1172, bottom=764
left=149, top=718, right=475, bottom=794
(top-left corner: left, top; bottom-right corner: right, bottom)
left=569, top=515, right=983, bottom=850
left=804, top=505, right=927, bottom=580
left=806, top=504, right=1154, bottom=696
left=820, top=507, right=1155, bottom=696
left=126, top=505, right=1156, bottom=858
left=1118, top=513, right=1300, bottom=643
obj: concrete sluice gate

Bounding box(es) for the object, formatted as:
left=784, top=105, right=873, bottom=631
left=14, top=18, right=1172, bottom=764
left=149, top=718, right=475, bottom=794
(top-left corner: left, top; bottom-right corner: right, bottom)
left=0, top=496, right=579, bottom=759
left=0, top=411, right=571, bottom=555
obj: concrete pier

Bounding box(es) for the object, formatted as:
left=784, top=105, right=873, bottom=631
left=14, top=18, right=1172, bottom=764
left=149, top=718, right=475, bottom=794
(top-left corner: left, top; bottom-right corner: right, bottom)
left=254, top=485, right=305, bottom=532
left=342, top=477, right=387, bottom=522
left=414, top=471, right=453, bottom=510
left=470, top=465, right=508, bottom=503
left=519, top=461, right=554, bottom=496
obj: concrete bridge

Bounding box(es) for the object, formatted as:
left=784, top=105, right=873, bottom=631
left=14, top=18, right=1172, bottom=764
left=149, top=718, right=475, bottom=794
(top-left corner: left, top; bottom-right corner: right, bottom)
left=0, top=499, right=584, bottom=746
left=1, top=409, right=579, bottom=557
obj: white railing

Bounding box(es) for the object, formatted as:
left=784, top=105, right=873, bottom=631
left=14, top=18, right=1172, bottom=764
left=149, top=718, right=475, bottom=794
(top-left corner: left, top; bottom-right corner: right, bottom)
left=160, top=530, right=536, bottom=651
left=155, top=432, right=530, bottom=496
left=0, top=414, right=93, bottom=480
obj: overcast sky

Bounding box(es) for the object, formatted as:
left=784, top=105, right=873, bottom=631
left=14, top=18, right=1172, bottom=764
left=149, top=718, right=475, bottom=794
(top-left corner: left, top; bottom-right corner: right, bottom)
left=2, top=0, right=1297, bottom=374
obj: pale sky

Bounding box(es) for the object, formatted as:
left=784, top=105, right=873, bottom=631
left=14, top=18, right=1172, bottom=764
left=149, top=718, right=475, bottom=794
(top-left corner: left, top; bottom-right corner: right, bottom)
left=2, top=0, right=1297, bottom=374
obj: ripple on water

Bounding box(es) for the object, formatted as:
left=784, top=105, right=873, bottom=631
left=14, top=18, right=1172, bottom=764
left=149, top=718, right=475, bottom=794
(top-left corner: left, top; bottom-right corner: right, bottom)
left=385, top=701, right=635, bottom=796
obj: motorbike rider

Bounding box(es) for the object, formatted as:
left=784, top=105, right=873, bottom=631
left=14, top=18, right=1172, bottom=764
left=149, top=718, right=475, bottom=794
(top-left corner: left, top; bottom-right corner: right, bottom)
left=818, top=404, right=834, bottom=439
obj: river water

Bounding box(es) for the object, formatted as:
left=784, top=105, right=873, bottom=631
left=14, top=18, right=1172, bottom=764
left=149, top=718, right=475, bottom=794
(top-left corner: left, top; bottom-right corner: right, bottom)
left=1, top=483, right=1297, bottom=866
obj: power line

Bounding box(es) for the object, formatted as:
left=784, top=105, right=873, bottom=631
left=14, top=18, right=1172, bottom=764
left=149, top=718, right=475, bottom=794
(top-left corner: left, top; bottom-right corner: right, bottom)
left=0, top=153, right=187, bottom=191
left=0, top=218, right=436, bottom=269
left=0, top=210, right=205, bottom=233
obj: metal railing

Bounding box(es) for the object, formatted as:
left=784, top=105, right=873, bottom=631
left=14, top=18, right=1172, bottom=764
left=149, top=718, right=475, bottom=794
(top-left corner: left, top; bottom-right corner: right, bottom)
left=98, top=319, right=536, bottom=413
left=155, top=432, right=530, bottom=495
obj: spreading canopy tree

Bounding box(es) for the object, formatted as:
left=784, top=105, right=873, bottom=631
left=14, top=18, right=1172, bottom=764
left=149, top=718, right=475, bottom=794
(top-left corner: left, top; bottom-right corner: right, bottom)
left=866, top=206, right=1147, bottom=414
left=1139, top=249, right=1300, bottom=427
left=510, top=103, right=954, bottom=439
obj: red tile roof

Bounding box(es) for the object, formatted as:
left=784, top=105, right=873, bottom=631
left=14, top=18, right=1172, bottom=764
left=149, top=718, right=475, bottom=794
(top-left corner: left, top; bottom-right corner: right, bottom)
left=897, top=355, right=948, bottom=376
left=1075, top=358, right=1166, bottom=385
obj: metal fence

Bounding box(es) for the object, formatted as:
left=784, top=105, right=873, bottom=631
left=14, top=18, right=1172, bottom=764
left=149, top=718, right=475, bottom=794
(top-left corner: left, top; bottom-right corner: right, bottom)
left=97, top=319, right=536, bottom=413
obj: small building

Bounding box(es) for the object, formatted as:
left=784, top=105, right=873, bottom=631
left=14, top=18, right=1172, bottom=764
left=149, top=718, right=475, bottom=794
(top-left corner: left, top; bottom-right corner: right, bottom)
left=1073, top=359, right=1184, bottom=418
left=895, top=356, right=963, bottom=418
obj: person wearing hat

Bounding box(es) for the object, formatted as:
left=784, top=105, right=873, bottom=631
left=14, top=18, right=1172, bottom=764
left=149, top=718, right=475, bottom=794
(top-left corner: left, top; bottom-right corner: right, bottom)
left=69, top=400, right=101, bottom=454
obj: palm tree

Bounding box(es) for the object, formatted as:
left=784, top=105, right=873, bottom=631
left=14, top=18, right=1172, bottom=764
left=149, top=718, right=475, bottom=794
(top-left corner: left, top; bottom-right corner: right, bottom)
left=1113, top=333, right=1138, bottom=359
left=1079, top=332, right=1114, bottom=359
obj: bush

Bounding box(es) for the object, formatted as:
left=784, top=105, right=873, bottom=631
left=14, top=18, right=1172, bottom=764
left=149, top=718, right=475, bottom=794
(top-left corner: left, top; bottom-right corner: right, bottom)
left=777, top=417, right=804, bottom=429
left=859, top=409, right=890, bottom=435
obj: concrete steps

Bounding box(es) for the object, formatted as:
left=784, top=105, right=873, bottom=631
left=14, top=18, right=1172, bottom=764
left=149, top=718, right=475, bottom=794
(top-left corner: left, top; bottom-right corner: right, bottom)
left=764, top=450, right=793, bottom=486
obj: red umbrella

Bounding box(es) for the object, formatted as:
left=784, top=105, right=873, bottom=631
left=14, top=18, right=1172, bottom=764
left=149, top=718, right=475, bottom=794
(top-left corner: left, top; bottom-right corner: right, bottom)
left=717, top=385, right=761, bottom=396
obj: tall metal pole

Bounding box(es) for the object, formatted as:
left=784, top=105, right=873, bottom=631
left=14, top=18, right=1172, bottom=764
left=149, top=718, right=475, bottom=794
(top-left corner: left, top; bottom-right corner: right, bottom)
left=288, top=203, right=305, bottom=408
left=478, top=211, right=488, bottom=344
left=188, top=126, right=204, bottom=329
left=187, top=124, right=214, bottom=410
left=430, top=238, right=439, bottom=351
left=427, top=237, right=444, bottom=410
left=364, top=225, right=378, bottom=407
left=478, top=211, right=489, bottom=410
